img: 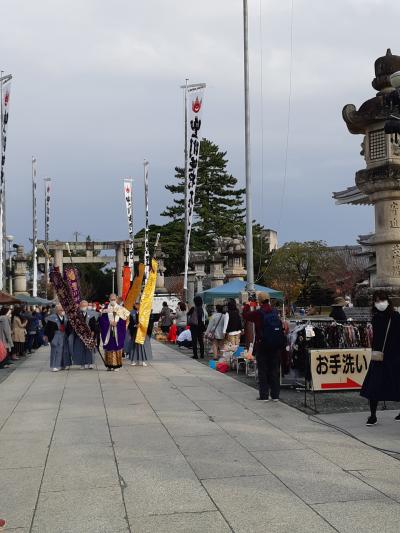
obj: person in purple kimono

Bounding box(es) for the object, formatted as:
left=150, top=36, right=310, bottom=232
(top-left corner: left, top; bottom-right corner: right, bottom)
left=99, top=294, right=129, bottom=371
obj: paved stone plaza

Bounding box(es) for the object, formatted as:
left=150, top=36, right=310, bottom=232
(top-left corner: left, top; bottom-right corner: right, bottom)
left=0, top=342, right=400, bottom=532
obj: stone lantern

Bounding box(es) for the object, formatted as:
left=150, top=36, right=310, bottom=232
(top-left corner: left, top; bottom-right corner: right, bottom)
left=222, top=235, right=247, bottom=281
left=339, top=49, right=400, bottom=302
left=13, top=245, right=29, bottom=296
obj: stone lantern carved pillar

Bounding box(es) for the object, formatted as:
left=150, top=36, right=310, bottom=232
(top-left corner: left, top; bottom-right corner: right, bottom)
left=190, top=251, right=208, bottom=295
left=154, top=243, right=168, bottom=294
left=13, top=245, right=29, bottom=296
left=187, top=271, right=196, bottom=305
left=341, top=49, right=400, bottom=299
left=222, top=235, right=247, bottom=281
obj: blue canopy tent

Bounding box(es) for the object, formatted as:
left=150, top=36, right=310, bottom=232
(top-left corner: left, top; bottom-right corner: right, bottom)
left=14, top=295, right=54, bottom=306
left=199, top=279, right=284, bottom=304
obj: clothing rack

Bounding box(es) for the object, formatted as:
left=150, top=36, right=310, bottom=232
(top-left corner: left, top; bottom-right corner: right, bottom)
left=287, top=319, right=373, bottom=412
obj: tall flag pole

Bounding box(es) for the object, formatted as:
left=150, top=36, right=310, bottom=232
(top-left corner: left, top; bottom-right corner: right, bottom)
left=243, top=0, right=254, bottom=292
left=32, top=156, right=38, bottom=297
left=44, top=177, right=51, bottom=297
left=143, top=160, right=150, bottom=279
left=0, top=72, right=12, bottom=291
left=182, top=82, right=206, bottom=294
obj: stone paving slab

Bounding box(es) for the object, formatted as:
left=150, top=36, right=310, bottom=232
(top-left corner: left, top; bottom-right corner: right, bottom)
left=0, top=341, right=399, bottom=532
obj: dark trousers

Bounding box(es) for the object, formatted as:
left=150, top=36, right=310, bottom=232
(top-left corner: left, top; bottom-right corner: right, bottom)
left=256, top=345, right=281, bottom=400
left=190, top=326, right=204, bottom=359
left=177, top=340, right=192, bottom=349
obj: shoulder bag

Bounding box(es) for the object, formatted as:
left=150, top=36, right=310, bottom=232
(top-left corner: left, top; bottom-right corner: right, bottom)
left=371, top=318, right=391, bottom=362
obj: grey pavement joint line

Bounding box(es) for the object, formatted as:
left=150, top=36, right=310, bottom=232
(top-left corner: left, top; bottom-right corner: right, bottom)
left=97, top=368, right=132, bottom=533
left=28, top=368, right=69, bottom=533
left=162, top=345, right=400, bottom=498
left=124, top=365, right=234, bottom=533
left=150, top=346, right=342, bottom=533
left=0, top=364, right=46, bottom=433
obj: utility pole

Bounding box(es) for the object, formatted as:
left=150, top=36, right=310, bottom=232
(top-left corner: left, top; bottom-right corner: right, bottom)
left=243, top=0, right=254, bottom=292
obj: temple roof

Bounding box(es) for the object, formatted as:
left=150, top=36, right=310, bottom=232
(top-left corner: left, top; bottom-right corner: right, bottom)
left=332, top=186, right=371, bottom=206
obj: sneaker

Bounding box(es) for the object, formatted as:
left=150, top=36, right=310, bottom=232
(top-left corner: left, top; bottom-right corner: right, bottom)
left=80, top=365, right=85, bottom=370
left=257, top=397, right=270, bottom=402
left=366, top=415, right=377, bottom=426
left=130, top=362, right=137, bottom=366
left=64, top=366, right=70, bottom=370
left=142, top=362, right=148, bottom=367
left=0, top=518, right=6, bottom=530
left=114, top=368, right=120, bottom=372
left=272, top=398, right=280, bottom=402
left=395, top=413, right=400, bottom=421
left=52, top=368, right=60, bottom=372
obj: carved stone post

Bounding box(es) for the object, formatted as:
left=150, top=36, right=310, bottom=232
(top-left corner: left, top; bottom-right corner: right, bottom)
left=13, top=246, right=29, bottom=296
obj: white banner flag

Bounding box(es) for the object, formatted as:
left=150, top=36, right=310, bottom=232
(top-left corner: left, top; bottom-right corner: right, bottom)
left=184, top=84, right=205, bottom=290
left=32, top=157, right=38, bottom=296
left=144, top=161, right=150, bottom=279
left=0, top=78, right=12, bottom=290
left=44, top=178, right=51, bottom=244
left=124, top=178, right=134, bottom=279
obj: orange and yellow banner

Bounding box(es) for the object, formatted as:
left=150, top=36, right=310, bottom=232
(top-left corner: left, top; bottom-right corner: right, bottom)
left=124, top=263, right=145, bottom=311
left=135, top=259, right=158, bottom=345
left=122, top=265, right=131, bottom=301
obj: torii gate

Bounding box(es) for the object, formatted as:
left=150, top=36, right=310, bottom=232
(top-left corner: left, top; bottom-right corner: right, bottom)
left=37, top=240, right=139, bottom=296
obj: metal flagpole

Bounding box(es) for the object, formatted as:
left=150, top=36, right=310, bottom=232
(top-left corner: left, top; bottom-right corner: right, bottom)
left=243, top=0, right=254, bottom=293
left=32, top=157, right=38, bottom=296
left=143, top=160, right=150, bottom=280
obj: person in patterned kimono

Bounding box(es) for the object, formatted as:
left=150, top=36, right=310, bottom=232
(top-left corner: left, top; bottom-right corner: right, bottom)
left=98, top=294, right=129, bottom=371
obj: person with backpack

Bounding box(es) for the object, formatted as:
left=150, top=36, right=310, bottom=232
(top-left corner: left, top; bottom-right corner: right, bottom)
left=187, top=296, right=208, bottom=359
left=243, top=292, right=286, bottom=402
left=205, top=304, right=229, bottom=360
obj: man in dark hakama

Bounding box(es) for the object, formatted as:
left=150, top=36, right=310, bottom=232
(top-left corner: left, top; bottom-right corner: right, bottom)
left=44, top=304, right=71, bottom=372
left=68, top=300, right=99, bottom=369
left=99, top=294, right=128, bottom=371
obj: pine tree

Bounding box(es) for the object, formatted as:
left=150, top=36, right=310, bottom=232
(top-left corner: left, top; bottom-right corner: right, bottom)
left=162, top=138, right=245, bottom=241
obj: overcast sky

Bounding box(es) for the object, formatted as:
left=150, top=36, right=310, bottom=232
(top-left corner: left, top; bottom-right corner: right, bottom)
left=2, top=0, right=400, bottom=252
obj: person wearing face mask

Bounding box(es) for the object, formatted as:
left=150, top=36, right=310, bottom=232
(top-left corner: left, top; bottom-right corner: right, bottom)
left=67, top=300, right=99, bottom=369
left=361, top=291, right=400, bottom=426
left=43, top=304, right=72, bottom=372
left=99, top=293, right=129, bottom=371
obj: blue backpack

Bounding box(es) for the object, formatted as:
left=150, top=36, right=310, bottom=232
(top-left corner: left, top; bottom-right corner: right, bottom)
left=259, top=309, right=286, bottom=349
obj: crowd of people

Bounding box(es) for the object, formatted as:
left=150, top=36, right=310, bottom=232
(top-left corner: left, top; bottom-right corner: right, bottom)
left=159, top=290, right=400, bottom=423
left=1, top=289, right=400, bottom=428
left=0, top=304, right=54, bottom=369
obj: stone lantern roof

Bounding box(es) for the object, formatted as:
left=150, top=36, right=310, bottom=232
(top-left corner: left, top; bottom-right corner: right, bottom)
left=342, top=49, right=400, bottom=134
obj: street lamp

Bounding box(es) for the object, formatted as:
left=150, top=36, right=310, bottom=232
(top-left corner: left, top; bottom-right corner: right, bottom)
left=111, top=268, right=116, bottom=294
left=6, top=235, right=13, bottom=294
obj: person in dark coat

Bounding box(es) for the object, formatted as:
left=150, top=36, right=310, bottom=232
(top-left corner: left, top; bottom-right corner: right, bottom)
left=329, top=297, right=347, bottom=323
left=44, top=304, right=72, bottom=371
left=187, top=296, right=208, bottom=359
left=360, top=290, right=400, bottom=426
left=67, top=300, right=99, bottom=369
